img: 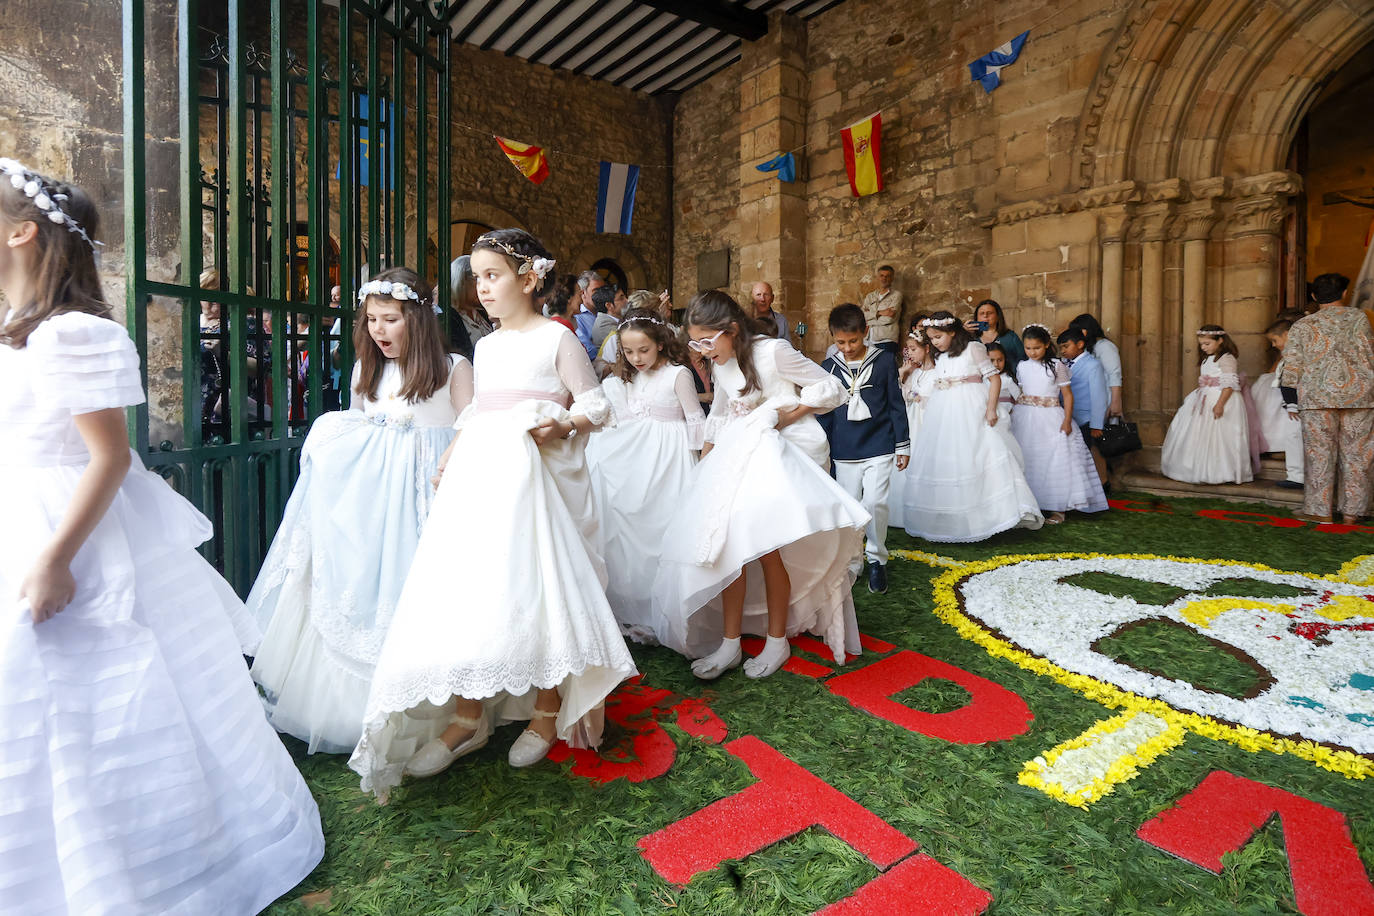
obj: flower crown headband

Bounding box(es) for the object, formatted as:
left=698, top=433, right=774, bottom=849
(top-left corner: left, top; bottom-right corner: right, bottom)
left=0, top=157, right=100, bottom=251
left=1022, top=322, right=1052, bottom=336
left=1196, top=328, right=1227, bottom=338
left=618, top=315, right=669, bottom=331
left=474, top=234, right=556, bottom=280
left=359, top=278, right=442, bottom=315
left=920, top=315, right=958, bottom=328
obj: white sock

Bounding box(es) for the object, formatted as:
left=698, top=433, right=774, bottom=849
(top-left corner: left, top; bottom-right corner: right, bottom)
left=691, top=637, right=742, bottom=680
left=744, top=635, right=791, bottom=679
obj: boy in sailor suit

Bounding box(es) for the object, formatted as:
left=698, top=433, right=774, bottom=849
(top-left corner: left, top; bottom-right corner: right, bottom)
left=817, top=304, right=910, bottom=594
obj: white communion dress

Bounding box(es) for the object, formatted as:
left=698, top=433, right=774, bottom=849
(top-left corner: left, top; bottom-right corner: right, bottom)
left=1251, top=368, right=1303, bottom=481
left=889, top=365, right=934, bottom=529
left=902, top=341, right=1044, bottom=542
left=247, top=355, right=471, bottom=753
left=1161, top=353, right=1254, bottom=484
left=586, top=363, right=705, bottom=643
left=994, top=371, right=1025, bottom=468
left=1010, top=358, right=1108, bottom=514
left=652, top=338, right=869, bottom=663
left=349, top=320, right=638, bottom=800
left=0, top=312, right=322, bottom=916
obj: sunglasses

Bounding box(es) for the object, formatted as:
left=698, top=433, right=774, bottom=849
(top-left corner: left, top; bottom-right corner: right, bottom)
left=687, top=329, right=728, bottom=353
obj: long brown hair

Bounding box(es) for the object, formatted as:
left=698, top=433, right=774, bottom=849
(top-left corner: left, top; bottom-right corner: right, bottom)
left=925, top=309, right=973, bottom=360
left=685, top=289, right=763, bottom=395
left=611, top=308, right=691, bottom=382
left=352, top=266, right=451, bottom=403
left=0, top=166, right=111, bottom=348
left=1196, top=324, right=1238, bottom=364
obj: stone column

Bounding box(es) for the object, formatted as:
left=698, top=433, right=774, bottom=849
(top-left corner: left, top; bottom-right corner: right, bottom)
left=1221, top=172, right=1300, bottom=377
left=737, top=11, right=808, bottom=345
left=1176, top=201, right=1218, bottom=404
left=1097, top=206, right=1131, bottom=340
left=1134, top=203, right=1174, bottom=414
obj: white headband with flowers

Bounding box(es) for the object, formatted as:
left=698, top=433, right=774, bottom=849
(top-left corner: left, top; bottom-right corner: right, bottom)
left=920, top=315, right=958, bottom=328
left=358, top=278, right=442, bottom=315
left=0, top=157, right=99, bottom=250
left=1196, top=328, right=1226, bottom=338
left=618, top=315, right=668, bottom=331
left=1022, top=322, right=1052, bottom=336
left=475, top=234, right=556, bottom=280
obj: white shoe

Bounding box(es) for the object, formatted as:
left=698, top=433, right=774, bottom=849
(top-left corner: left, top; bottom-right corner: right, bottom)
left=508, top=709, right=559, bottom=768
left=691, top=637, right=742, bottom=680
left=744, top=635, right=791, bottom=679
left=404, top=714, right=488, bottom=777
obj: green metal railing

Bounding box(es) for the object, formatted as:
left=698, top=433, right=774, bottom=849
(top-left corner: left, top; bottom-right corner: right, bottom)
left=123, top=0, right=455, bottom=596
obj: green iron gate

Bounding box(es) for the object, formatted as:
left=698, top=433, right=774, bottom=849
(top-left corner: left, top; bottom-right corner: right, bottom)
left=122, top=0, right=456, bottom=595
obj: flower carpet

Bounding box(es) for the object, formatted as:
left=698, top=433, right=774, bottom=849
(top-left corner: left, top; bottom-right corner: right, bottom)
left=267, top=493, right=1373, bottom=915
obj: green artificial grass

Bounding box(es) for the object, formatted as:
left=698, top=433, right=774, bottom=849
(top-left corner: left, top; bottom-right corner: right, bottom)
left=1095, top=618, right=1264, bottom=699
left=265, top=491, right=1373, bottom=915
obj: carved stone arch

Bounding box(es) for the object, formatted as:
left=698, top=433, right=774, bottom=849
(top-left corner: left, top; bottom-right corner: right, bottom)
left=567, top=239, right=652, bottom=291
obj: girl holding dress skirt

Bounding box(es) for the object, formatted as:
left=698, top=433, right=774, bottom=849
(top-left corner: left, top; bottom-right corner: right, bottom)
left=585, top=307, right=706, bottom=643
left=901, top=311, right=1043, bottom=542
left=350, top=230, right=637, bottom=800
left=653, top=291, right=869, bottom=681
left=0, top=159, right=322, bottom=915
left=247, top=267, right=473, bottom=754
left=890, top=327, right=935, bottom=530
left=1161, top=325, right=1254, bottom=485
left=1010, top=324, right=1108, bottom=523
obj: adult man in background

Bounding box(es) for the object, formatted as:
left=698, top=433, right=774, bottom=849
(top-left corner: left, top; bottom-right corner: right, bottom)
left=574, top=270, right=605, bottom=361
left=751, top=281, right=790, bottom=343
left=861, top=264, right=902, bottom=353
left=1280, top=272, right=1374, bottom=525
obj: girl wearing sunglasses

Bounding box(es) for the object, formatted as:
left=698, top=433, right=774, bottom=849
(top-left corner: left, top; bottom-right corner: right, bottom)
left=653, top=290, right=869, bottom=680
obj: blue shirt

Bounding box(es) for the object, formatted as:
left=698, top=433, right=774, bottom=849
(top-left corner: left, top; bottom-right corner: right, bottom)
left=574, top=307, right=598, bottom=361
left=1067, top=351, right=1108, bottom=431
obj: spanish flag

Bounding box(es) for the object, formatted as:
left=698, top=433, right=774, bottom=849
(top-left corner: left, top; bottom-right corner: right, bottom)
left=840, top=113, right=883, bottom=197
left=495, top=136, right=550, bottom=185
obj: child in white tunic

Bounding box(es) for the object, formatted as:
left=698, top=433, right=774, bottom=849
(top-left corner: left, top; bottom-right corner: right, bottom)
left=350, top=230, right=637, bottom=800
left=890, top=329, right=935, bottom=530
left=654, top=291, right=869, bottom=680
left=902, top=311, right=1043, bottom=542
left=1010, top=324, right=1108, bottom=522
left=247, top=267, right=473, bottom=754
left=0, top=161, right=322, bottom=915
left=1161, top=325, right=1254, bottom=485
left=586, top=308, right=706, bottom=643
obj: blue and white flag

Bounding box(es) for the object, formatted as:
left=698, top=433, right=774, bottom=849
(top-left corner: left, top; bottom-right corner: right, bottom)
left=596, top=161, right=640, bottom=234
left=755, top=151, right=796, bottom=183
left=969, top=30, right=1030, bottom=93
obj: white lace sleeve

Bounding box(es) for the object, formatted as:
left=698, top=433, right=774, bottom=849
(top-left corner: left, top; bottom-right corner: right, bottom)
left=769, top=340, right=846, bottom=410
left=967, top=341, right=997, bottom=379
left=672, top=365, right=707, bottom=450
left=448, top=355, right=474, bottom=415
left=1216, top=353, right=1241, bottom=390
left=348, top=363, right=365, bottom=411
left=554, top=324, right=613, bottom=428
left=703, top=368, right=730, bottom=443
left=1053, top=359, right=1071, bottom=387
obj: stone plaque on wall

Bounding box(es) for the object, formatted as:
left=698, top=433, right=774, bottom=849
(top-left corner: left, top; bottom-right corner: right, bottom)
left=697, top=248, right=731, bottom=290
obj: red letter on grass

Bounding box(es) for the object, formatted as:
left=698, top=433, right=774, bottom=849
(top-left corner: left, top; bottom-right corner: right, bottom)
left=825, top=651, right=1033, bottom=743
left=1137, top=771, right=1374, bottom=916
left=817, top=854, right=993, bottom=915
left=637, top=736, right=917, bottom=886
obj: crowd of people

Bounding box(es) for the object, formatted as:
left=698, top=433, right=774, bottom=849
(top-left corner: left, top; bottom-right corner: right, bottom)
left=2, top=155, right=1371, bottom=914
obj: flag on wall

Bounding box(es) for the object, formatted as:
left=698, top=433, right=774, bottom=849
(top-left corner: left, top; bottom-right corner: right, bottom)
left=840, top=113, right=883, bottom=198
left=596, top=161, right=640, bottom=234
left=969, top=31, right=1030, bottom=93
left=337, top=94, right=391, bottom=188
left=756, top=151, right=797, bottom=183
left=495, top=136, right=550, bottom=184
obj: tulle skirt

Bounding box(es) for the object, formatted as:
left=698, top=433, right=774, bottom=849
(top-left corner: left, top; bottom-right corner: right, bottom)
left=349, top=402, right=637, bottom=800
left=1010, top=404, right=1108, bottom=513
left=902, top=383, right=1044, bottom=542
left=247, top=411, right=455, bottom=754
left=1161, top=386, right=1254, bottom=484
left=652, top=413, right=869, bottom=663
left=0, top=456, right=323, bottom=916
left=586, top=417, right=697, bottom=643
left=1252, top=372, right=1301, bottom=457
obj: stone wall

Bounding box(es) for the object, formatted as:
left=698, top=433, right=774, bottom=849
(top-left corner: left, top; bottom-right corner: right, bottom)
left=672, top=66, right=740, bottom=308
left=671, top=0, right=1374, bottom=446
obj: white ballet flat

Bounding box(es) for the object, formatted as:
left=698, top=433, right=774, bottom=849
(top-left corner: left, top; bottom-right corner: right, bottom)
left=690, top=640, right=742, bottom=680
left=404, top=714, right=488, bottom=778
left=507, top=709, right=558, bottom=768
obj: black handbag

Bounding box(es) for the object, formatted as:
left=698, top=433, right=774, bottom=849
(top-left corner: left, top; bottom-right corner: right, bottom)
left=1097, top=417, right=1142, bottom=458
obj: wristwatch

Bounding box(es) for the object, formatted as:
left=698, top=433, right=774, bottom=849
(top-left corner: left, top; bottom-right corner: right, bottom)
left=563, top=422, right=578, bottom=440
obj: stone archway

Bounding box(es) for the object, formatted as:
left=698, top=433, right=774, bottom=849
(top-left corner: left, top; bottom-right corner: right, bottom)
left=991, top=0, right=1374, bottom=444
left=568, top=239, right=652, bottom=291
